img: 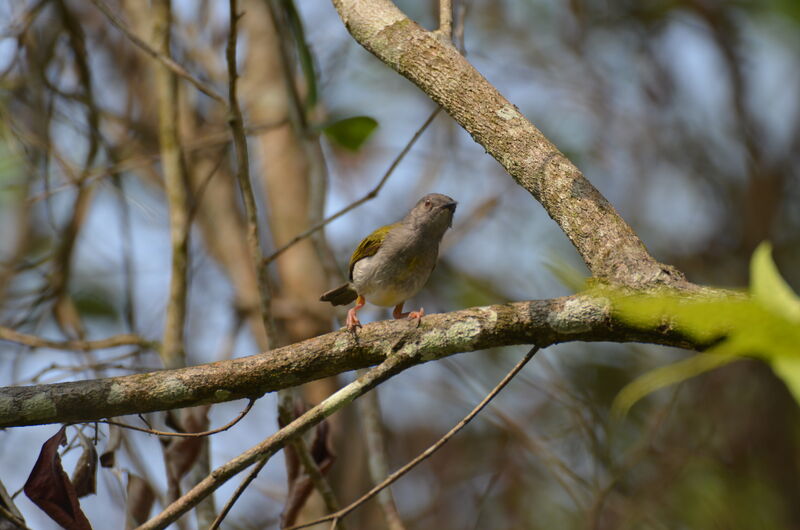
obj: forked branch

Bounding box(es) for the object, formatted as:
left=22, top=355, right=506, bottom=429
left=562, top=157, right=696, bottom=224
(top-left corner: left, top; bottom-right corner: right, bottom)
left=330, top=0, right=687, bottom=288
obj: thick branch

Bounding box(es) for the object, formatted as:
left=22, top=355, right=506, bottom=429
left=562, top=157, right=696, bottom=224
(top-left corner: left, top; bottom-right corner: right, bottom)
left=330, top=0, right=686, bottom=288
left=0, top=294, right=702, bottom=428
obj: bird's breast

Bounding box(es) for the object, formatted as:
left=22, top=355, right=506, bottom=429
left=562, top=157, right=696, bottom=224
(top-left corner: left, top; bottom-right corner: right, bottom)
left=351, top=245, right=437, bottom=307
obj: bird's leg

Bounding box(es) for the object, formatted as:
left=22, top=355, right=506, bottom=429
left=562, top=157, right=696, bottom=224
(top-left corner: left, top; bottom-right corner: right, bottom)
left=393, top=303, right=425, bottom=324
left=346, top=295, right=366, bottom=330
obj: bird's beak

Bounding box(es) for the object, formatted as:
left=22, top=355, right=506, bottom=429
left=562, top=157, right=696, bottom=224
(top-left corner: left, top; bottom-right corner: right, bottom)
left=444, top=201, right=457, bottom=227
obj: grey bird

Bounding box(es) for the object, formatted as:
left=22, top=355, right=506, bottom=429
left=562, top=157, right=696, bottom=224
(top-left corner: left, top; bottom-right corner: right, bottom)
left=320, top=193, right=457, bottom=330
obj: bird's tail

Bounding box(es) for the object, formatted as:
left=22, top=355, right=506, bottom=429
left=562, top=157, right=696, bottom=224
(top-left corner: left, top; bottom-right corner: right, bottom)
left=319, top=284, right=358, bottom=306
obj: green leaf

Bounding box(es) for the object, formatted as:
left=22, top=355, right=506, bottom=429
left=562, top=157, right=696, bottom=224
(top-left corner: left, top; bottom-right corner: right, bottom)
left=72, top=284, right=119, bottom=322
left=281, top=0, right=318, bottom=109
left=612, top=242, right=800, bottom=414
left=612, top=351, right=739, bottom=417
left=322, top=116, right=378, bottom=151
left=750, top=241, right=800, bottom=322
left=772, top=357, right=800, bottom=405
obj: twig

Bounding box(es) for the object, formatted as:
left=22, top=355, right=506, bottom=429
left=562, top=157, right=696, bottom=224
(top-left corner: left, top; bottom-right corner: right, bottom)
left=286, top=346, right=541, bottom=530
left=263, top=107, right=441, bottom=266
left=276, top=395, right=346, bottom=530
left=153, top=0, right=190, bottom=370
left=26, top=119, right=288, bottom=204
left=137, top=349, right=417, bottom=530
left=0, top=477, right=28, bottom=529
left=89, top=0, right=226, bottom=104
left=438, top=0, right=452, bottom=39
left=357, top=374, right=405, bottom=530
left=0, top=326, right=155, bottom=351
left=226, top=0, right=277, bottom=349
left=454, top=0, right=468, bottom=54
left=209, top=455, right=267, bottom=530
left=95, top=398, right=255, bottom=438
left=211, top=427, right=345, bottom=530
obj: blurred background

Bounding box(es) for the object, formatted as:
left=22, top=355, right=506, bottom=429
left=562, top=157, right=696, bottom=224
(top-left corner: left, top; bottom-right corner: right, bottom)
left=1, top=0, right=799, bottom=528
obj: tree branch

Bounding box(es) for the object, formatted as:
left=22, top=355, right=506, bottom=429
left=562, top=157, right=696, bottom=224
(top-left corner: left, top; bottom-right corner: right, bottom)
left=0, top=293, right=707, bottom=428
left=330, top=0, right=686, bottom=288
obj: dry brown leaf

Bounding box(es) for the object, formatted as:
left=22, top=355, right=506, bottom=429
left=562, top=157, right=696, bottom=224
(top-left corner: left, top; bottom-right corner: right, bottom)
left=125, top=474, right=155, bottom=529
left=23, top=426, right=92, bottom=530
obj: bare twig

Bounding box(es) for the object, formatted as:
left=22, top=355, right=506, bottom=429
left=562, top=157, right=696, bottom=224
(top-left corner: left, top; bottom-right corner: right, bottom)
left=276, top=397, right=346, bottom=530
left=153, top=0, right=190, bottom=370
left=226, top=0, right=277, bottom=349
left=210, top=421, right=344, bottom=530
left=0, top=477, right=28, bottom=529
left=209, top=455, right=267, bottom=529
left=89, top=0, right=226, bottom=104
left=438, top=0, right=452, bottom=39
left=26, top=119, right=288, bottom=204
left=358, top=377, right=405, bottom=530
left=0, top=326, right=155, bottom=351
left=286, top=346, right=540, bottom=530
left=263, top=107, right=441, bottom=266
left=96, top=398, right=255, bottom=438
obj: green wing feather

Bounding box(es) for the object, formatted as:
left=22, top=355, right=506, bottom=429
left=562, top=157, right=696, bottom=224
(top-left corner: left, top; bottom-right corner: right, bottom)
left=349, top=223, right=398, bottom=280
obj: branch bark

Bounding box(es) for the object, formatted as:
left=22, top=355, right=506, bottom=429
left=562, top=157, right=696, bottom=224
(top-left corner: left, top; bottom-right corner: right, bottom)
left=330, top=0, right=687, bottom=288
left=0, top=293, right=707, bottom=428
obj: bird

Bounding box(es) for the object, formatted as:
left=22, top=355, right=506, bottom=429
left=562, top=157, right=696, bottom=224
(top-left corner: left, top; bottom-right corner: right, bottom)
left=320, top=193, right=457, bottom=330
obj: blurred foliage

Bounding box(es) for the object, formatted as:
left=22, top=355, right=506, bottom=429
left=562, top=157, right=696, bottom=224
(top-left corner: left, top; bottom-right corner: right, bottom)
left=71, top=283, right=120, bottom=323
left=321, top=115, right=379, bottom=151
left=612, top=243, right=800, bottom=415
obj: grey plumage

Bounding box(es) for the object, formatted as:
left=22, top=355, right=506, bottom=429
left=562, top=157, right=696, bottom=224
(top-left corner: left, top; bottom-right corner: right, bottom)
left=320, top=193, right=457, bottom=312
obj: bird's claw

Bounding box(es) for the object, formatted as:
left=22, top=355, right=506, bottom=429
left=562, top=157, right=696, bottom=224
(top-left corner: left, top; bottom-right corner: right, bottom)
left=345, top=309, right=362, bottom=331
left=407, top=307, right=424, bottom=327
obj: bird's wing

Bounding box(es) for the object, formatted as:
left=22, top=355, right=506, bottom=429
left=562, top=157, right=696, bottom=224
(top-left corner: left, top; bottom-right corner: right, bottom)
left=348, top=223, right=399, bottom=280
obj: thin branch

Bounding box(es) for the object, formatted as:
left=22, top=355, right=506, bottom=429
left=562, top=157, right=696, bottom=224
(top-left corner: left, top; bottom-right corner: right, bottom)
left=0, top=326, right=156, bottom=351
left=226, top=0, right=277, bottom=349
left=287, top=346, right=540, bottom=530
left=263, top=106, right=441, bottom=266
left=138, top=350, right=419, bottom=529
left=210, top=425, right=345, bottom=530
left=96, top=398, right=255, bottom=438
left=153, top=0, right=190, bottom=369
left=89, top=0, right=227, bottom=104
left=438, top=0, right=452, bottom=39
left=358, top=377, right=405, bottom=530
left=210, top=455, right=267, bottom=529
left=276, top=397, right=346, bottom=530
left=26, top=118, right=288, bottom=204
left=0, top=477, right=28, bottom=529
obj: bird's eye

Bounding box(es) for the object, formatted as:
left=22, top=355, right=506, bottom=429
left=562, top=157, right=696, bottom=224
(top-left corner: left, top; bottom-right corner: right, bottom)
left=424, top=199, right=432, bottom=208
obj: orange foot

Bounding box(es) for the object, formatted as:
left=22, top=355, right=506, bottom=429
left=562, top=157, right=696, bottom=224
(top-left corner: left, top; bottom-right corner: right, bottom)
left=345, top=310, right=361, bottom=331
left=393, top=303, right=424, bottom=325
left=346, top=296, right=365, bottom=331
left=406, top=308, right=425, bottom=320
